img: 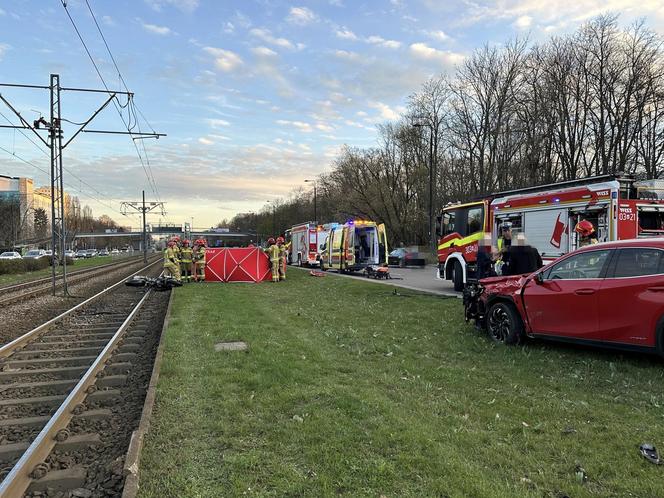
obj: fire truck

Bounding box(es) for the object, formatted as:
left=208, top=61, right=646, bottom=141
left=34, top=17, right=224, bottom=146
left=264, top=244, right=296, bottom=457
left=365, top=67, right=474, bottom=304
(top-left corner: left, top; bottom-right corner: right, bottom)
left=438, top=175, right=664, bottom=291
left=320, top=220, right=388, bottom=272
left=288, top=222, right=334, bottom=267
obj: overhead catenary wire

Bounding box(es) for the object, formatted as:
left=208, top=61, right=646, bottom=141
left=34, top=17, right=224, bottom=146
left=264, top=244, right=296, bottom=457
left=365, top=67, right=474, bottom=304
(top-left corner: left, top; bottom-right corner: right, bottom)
left=0, top=143, right=141, bottom=224
left=59, top=0, right=162, bottom=204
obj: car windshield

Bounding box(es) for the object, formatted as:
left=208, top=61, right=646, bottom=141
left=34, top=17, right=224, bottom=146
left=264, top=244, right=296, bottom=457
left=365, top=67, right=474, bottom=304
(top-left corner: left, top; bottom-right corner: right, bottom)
left=26, top=250, right=40, bottom=256
left=389, top=249, right=405, bottom=257
left=0, top=252, right=14, bottom=256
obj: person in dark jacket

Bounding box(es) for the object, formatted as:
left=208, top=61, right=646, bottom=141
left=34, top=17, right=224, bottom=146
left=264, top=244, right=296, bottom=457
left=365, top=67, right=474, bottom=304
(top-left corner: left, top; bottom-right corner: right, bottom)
left=476, top=234, right=496, bottom=280
left=503, top=234, right=543, bottom=276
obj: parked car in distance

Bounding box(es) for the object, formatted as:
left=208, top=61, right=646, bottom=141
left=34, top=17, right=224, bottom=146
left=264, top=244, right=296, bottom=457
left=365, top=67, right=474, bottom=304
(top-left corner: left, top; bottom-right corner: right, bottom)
left=85, top=249, right=98, bottom=258
left=111, top=248, right=120, bottom=255
left=64, top=250, right=76, bottom=259
left=75, top=250, right=87, bottom=259
left=388, top=247, right=426, bottom=268
left=23, top=249, right=47, bottom=259
left=99, top=249, right=110, bottom=256
left=0, top=251, right=22, bottom=260
left=466, top=238, right=664, bottom=356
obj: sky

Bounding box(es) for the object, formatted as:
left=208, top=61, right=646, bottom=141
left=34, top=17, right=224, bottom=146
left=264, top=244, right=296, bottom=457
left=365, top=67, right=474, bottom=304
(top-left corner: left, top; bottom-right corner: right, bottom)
left=0, top=0, right=663, bottom=230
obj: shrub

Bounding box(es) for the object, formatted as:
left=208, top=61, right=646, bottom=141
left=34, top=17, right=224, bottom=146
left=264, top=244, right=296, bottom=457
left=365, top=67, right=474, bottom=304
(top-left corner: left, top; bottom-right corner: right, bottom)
left=0, top=257, right=50, bottom=275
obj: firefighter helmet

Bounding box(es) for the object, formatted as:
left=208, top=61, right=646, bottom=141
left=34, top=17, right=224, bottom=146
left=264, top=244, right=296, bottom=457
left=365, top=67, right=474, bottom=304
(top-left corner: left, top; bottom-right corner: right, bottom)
left=267, top=237, right=276, bottom=245
left=276, top=236, right=285, bottom=244
left=183, top=239, right=190, bottom=246
left=167, top=240, right=176, bottom=247
left=575, top=220, right=595, bottom=237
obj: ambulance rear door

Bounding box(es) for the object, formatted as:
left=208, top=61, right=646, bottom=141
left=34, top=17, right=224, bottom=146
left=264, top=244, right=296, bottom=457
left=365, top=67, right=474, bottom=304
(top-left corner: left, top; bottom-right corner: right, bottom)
left=329, top=225, right=344, bottom=269
left=377, top=223, right=388, bottom=265
left=343, top=225, right=355, bottom=269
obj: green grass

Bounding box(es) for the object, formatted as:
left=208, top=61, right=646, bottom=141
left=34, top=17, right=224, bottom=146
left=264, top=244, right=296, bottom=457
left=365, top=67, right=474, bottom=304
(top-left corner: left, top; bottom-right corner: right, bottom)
left=0, top=255, right=138, bottom=287
left=138, top=270, right=664, bottom=498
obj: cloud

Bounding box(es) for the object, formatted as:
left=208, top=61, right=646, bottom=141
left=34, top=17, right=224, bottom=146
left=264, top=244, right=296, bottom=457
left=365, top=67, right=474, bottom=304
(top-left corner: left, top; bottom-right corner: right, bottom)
left=102, top=15, right=115, bottom=26
left=286, top=6, right=318, bottom=25
left=198, top=137, right=214, bottom=145
left=223, top=22, right=235, bottom=34
left=333, top=49, right=363, bottom=62
left=251, top=46, right=277, bottom=57
left=366, top=35, right=401, bottom=49
left=409, top=43, right=465, bottom=66
left=203, top=47, right=244, bottom=72
left=459, top=0, right=664, bottom=31
left=513, top=15, right=533, bottom=29
left=424, top=29, right=450, bottom=42
left=367, top=101, right=402, bottom=121
left=206, top=118, right=231, bottom=127
left=145, top=0, right=199, bottom=13
left=142, top=22, right=172, bottom=36
left=276, top=119, right=313, bottom=132
left=0, top=43, right=11, bottom=61
left=249, top=28, right=303, bottom=50
left=335, top=28, right=358, bottom=40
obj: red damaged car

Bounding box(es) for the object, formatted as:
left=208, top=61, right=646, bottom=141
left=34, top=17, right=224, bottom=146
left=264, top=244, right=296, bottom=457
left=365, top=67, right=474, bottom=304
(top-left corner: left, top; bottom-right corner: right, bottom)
left=464, top=239, right=664, bottom=356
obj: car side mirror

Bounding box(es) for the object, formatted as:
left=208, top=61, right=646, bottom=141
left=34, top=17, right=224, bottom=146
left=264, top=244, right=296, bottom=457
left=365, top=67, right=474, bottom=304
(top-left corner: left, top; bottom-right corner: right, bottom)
left=534, top=272, right=544, bottom=285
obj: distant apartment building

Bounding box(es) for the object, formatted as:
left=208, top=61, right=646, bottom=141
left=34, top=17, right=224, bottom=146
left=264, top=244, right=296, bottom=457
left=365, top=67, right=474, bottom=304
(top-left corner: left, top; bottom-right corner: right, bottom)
left=0, top=174, right=70, bottom=246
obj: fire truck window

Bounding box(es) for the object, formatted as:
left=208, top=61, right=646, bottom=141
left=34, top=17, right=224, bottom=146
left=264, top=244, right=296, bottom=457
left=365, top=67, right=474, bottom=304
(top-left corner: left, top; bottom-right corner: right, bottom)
left=638, top=210, right=664, bottom=232
left=443, top=211, right=456, bottom=236
left=613, top=248, right=664, bottom=278
left=467, top=207, right=483, bottom=234
left=545, top=250, right=611, bottom=280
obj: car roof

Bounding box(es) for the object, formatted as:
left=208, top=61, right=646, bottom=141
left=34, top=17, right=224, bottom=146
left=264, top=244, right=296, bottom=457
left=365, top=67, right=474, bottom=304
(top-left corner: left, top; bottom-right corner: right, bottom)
left=574, top=237, right=664, bottom=253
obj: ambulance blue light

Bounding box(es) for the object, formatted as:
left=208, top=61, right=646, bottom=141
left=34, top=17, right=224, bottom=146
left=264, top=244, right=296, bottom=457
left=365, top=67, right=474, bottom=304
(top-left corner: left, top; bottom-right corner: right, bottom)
left=553, top=197, right=560, bottom=203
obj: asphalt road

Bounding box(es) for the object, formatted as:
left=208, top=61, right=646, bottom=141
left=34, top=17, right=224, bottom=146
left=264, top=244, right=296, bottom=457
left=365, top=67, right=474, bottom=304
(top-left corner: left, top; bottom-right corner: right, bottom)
left=294, top=264, right=460, bottom=297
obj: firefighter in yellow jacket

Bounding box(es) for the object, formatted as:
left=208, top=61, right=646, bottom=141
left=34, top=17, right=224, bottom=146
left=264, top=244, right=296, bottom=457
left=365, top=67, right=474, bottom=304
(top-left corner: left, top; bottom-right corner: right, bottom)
left=163, top=240, right=181, bottom=281
left=179, top=239, right=194, bottom=282
left=192, top=238, right=207, bottom=282
left=277, top=236, right=287, bottom=281
left=266, top=237, right=281, bottom=282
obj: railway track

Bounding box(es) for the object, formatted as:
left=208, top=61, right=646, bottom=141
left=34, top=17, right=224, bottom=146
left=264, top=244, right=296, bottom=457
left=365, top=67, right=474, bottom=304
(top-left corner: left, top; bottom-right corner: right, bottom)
left=0, top=255, right=160, bottom=308
left=0, top=258, right=168, bottom=497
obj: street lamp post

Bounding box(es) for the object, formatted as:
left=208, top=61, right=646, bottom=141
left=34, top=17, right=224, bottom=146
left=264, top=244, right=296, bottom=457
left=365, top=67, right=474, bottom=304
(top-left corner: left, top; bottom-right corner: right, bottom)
left=267, top=200, right=276, bottom=235
left=412, top=120, right=436, bottom=252
left=304, top=179, right=317, bottom=223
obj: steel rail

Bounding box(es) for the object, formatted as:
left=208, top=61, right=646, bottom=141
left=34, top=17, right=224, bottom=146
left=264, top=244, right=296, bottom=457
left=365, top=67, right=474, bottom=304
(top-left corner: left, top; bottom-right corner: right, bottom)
left=0, top=258, right=161, bottom=359
left=0, top=285, right=154, bottom=496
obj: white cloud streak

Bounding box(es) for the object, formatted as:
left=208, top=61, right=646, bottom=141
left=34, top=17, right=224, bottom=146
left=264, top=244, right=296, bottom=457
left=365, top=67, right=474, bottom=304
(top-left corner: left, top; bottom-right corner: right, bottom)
left=286, top=6, right=318, bottom=25
left=203, top=47, right=244, bottom=72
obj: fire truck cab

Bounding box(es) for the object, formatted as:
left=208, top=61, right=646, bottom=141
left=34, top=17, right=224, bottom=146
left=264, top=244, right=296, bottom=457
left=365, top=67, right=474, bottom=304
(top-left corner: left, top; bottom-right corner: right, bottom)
left=438, top=175, right=664, bottom=291
left=320, top=220, right=388, bottom=272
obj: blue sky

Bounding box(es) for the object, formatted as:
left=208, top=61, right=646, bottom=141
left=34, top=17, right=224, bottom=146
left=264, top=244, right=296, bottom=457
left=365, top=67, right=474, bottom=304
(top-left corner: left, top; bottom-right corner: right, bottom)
left=0, top=0, right=663, bottom=229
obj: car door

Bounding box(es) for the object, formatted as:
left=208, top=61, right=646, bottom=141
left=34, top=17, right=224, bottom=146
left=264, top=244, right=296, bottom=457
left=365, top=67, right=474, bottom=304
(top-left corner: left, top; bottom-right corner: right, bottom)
left=522, top=249, right=613, bottom=339
left=597, top=247, right=664, bottom=347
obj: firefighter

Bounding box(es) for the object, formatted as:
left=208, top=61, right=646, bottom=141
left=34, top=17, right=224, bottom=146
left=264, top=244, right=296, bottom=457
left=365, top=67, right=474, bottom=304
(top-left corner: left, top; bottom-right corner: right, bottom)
left=163, top=240, right=181, bottom=282
left=497, top=223, right=512, bottom=252
left=180, top=239, right=193, bottom=283
left=575, top=220, right=598, bottom=247
left=266, top=237, right=280, bottom=282
left=277, top=236, right=287, bottom=281
left=192, top=238, right=207, bottom=282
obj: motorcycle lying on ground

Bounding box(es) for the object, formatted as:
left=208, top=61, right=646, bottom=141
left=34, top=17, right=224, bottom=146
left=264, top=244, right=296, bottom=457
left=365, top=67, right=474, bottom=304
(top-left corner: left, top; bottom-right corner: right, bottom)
left=125, top=275, right=183, bottom=291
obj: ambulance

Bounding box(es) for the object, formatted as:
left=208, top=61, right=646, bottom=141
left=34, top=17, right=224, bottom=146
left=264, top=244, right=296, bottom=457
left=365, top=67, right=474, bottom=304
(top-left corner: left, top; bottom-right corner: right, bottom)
left=288, top=222, right=334, bottom=267
left=438, top=175, right=664, bottom=291
left=319, top=220, right=388, bottom=272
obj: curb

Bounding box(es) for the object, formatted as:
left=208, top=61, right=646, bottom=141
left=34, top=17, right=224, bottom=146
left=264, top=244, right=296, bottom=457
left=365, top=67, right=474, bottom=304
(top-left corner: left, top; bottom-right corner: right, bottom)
left=289, top=265, right=460, bottom=298
left=121, top=288, right=174, bottom=498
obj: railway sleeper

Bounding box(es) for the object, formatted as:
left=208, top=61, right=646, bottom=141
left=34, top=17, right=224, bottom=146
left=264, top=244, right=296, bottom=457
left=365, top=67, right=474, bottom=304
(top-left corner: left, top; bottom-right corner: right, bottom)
left=0, top=389, right=121, bottom=408
left=0, top=375, right=127, bottom=395
left=0, top=409, right=112, bottom=428
left=0, top=433, right=101, bottom=460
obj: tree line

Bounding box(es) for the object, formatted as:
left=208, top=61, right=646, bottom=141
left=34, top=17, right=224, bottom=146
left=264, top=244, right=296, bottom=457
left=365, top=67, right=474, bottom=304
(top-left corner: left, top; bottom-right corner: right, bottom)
left=226, top=15, right=664, bottom=248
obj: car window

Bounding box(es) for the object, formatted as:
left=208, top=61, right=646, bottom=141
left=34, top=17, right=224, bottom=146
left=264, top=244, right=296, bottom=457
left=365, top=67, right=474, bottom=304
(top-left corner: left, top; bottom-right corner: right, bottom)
left=612, top=248, right=664, bottom=278
left=467, top=206, right=483, bottom=234
left=442, top=210, right=456, bottom=236
left=545, top=249, right=611, bottom=280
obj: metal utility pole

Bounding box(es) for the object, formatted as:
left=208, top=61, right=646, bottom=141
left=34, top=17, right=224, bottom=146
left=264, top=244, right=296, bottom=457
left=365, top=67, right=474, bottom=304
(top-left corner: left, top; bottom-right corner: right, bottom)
left=305, top=179, right=317, bottom=223
left=121, top=192, right=165, bottom=263
left=412, top=119, right=437, bottom=252
left=0, top=74, right=165, bottom=295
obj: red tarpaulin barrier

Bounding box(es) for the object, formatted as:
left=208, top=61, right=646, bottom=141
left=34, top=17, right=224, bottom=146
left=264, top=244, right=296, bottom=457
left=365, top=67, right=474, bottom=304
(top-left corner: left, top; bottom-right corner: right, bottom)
left=205, top=247, right=272, bottom=283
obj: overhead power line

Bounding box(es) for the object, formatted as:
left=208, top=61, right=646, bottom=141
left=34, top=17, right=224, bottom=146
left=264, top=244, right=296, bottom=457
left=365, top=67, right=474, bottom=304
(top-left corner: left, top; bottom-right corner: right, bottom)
left=59, top=0, right=163, bottom=203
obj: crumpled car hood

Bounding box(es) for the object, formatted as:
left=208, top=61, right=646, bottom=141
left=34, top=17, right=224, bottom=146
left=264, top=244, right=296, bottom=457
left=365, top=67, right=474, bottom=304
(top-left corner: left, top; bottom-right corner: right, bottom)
left=479, top=274, right=529, bottom=295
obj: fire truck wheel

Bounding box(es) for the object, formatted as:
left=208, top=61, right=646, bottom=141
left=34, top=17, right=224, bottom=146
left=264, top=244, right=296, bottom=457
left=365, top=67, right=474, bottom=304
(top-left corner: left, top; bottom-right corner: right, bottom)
left=452, top=261, right=464, bottom=292
left=487, top=302, right=523, bottom=345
